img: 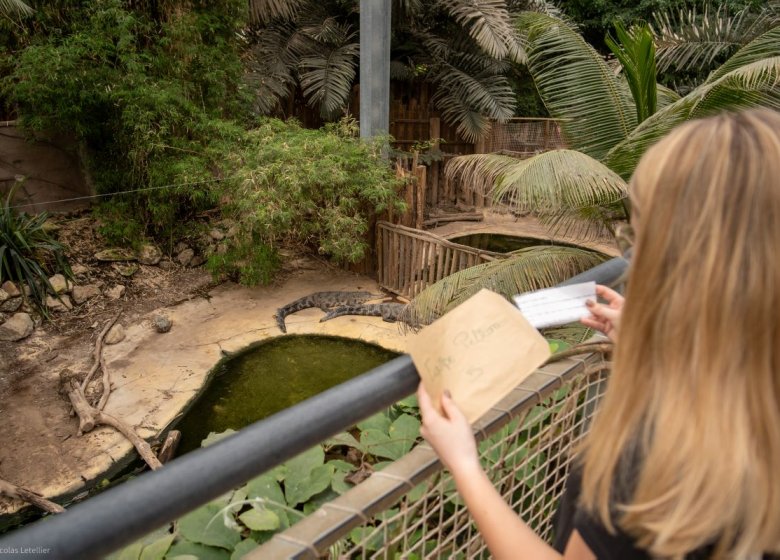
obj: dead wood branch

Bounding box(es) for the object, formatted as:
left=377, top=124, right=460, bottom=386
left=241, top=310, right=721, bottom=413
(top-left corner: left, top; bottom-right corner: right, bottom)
left=157, top=430, right=181, bottom=464
left=0, top=478, right=65, bottom=514
left=81, top=312, right=121, bottom=396
left=62, top=377, right=162, bottom=471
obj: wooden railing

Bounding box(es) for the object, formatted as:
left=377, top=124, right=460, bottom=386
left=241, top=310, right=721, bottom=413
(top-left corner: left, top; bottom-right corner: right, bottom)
left=376, top=221, right=504, bottom=298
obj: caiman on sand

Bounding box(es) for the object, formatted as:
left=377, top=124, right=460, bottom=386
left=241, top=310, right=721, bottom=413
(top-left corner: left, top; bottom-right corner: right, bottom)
left=274, top=291, right=378, bottom=333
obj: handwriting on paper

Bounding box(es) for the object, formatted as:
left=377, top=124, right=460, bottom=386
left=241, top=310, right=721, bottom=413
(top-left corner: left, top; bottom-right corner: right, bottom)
left=512, top=281, right=596, bottom=329
left=407, top=289, right=551, bottom=423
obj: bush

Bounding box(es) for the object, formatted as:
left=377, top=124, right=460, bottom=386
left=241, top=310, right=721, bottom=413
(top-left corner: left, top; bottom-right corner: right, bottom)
left=0, top=185, right=71, bottom=315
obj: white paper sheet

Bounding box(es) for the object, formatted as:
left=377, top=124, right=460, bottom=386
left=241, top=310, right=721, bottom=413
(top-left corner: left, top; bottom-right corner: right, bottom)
left=512, top=281, right=596, bottom=329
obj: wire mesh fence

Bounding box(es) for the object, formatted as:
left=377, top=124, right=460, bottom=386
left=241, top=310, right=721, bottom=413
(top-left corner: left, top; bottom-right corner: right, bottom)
left=251, top=347, right=610, bottom=559
left=484, top=118, right=567, bottom=157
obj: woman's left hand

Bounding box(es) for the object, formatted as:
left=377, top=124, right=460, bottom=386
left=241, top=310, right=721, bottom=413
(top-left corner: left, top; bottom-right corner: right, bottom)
left=417, top=383, right=481, bottom=476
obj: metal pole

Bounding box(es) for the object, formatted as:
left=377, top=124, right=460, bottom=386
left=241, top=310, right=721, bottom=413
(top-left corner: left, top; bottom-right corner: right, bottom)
left=359, top=0, right=391, bottom=139
left=0, top=257, right=628, bottom=559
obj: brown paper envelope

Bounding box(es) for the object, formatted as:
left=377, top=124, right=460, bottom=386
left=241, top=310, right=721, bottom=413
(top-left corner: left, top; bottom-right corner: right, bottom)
left=407, top=288, right=551, bottom=423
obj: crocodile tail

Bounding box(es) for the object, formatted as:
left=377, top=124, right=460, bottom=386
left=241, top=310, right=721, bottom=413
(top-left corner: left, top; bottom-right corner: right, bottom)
left=275, top=294, right=318, bottom=332
left=275, top=312, right=288, bottom=333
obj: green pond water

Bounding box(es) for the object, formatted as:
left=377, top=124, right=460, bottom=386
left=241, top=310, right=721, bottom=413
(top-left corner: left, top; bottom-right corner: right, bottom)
left=450, top=233, right=581, bottom=253
left=175, top=334, right=399, bottom=454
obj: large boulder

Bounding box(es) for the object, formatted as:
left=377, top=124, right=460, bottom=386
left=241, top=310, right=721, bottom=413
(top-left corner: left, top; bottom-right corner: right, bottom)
left=0, top=313, right=34, bottom=342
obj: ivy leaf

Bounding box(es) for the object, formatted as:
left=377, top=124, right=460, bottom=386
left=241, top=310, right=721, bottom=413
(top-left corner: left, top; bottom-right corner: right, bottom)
left=177, top=503, right=241, bottom=550
left=239, top=508, right=280, bottom=531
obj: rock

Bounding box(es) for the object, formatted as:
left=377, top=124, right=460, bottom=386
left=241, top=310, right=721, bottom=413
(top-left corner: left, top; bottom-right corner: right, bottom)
left=0, top=312, right=7, bottom=323
left=0, top=289, right=8, bottom=304
left=1, top=281, right=20, bottom=298
left=174, top=242, right=189, bottom=254
left=189, top=254, right=206, bottom=268
left=177, top=248, right=195, bottom=267
left=0, top=297, right=22, bottom=313
left=0, top=313, right=34, bottom=342
left=72, top=284, right=101, bottom=304
left=158, top=260, right=175, bottom=270
left=42, top=220, right=61, bottom=233
left=152, top=315, right=172, bottom=333
left=209, top=229, right=225, bottom=241
left=94, top=248, right=136, bottom=262
left=46, top=294, right=73, bottom=312
left=104, top=324, right=125, bottom=345
left=48, top=274, right=71, bottom=294
left=137, top=244, right=162, bottom=266
left=113, top=263, right=139, bottom=277
left=105, top=285, right=126, bottom=300
left=71, top=264, right=89, bottom=276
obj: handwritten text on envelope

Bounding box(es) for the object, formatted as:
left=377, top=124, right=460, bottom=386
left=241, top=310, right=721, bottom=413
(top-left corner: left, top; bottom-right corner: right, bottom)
left=407, top=288, right=551, bottom=423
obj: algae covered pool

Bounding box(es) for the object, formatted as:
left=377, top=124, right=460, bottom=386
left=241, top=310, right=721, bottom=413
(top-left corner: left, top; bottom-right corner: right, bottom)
left=450, top=233, right=582, bottom=253
left=175, top=334, right=400, bottom=453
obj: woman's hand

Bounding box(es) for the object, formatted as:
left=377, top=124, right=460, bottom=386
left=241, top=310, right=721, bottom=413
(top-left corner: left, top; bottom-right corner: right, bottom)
left=417, top=383, right=481, bottom=477
left=580, top=284, right=624, bottom=342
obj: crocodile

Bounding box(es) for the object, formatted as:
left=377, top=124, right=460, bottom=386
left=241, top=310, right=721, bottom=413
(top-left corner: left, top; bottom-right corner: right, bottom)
left=320, top=302, right=407, bottom=324
left=274, top=291, right=378, bottom=333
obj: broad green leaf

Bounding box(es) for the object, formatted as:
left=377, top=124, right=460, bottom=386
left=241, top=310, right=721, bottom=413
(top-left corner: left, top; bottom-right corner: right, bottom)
left=112, top=542, right=142, bottom=560
left=245, top=473, right=290, bottom=528
left=285, top=445, right=324, bottom=475
left=139, top=534, right=175, bottom=560
left=357, top=411, right=391, bottom=433
left=388, top=413, right=421, bottom=455
left=302, top=487, right=340, bottom=514
left=177, top=503, right=241, bottom=550
left=166, top=542, right=230, bottom=560
left=285, top=463, right=333, bottom=506
left=239, top=508, right=280, bottom=531
left=325, top=432, right=363, bottom=452
left=230, top=539, right=259, bottom=560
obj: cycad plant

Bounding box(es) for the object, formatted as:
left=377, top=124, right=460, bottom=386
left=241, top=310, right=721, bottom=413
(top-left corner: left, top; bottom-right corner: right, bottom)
left=403, top=8, right=780, bottom=327
left=0, top=185, right=71, bottom=317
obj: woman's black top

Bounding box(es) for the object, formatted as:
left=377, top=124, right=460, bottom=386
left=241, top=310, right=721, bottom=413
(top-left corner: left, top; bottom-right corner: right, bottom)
left=552, top=467, right=777, bottom=559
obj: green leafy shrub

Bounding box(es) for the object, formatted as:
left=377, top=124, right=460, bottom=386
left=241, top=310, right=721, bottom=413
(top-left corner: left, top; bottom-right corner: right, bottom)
left=0, top=185, right=71, bottom=315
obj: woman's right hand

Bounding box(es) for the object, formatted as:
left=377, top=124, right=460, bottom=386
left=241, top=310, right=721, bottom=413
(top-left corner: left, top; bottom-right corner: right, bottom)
left=581, top=284, right=624, bottom=342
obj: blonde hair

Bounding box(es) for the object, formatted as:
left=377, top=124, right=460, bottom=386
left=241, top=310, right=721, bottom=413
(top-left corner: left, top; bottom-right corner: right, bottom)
left=580, top=108, right=780, bottom=559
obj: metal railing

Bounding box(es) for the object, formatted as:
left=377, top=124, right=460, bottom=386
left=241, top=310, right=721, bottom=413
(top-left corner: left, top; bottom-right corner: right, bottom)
left=0, top=257, right=627, bottom=560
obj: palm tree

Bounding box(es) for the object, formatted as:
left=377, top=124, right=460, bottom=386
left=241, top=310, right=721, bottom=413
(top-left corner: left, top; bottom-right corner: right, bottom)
left=0, top=0, right=31, bottom=16
left=402, top=9, right=780, bottom=327
left=245, top=0, right=560, bottom=141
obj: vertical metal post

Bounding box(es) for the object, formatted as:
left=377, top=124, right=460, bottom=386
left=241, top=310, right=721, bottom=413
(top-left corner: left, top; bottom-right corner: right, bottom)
left=360, top=0, right=391, bottom=139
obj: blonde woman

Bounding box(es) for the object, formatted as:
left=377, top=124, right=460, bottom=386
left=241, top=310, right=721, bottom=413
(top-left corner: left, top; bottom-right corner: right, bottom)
left=418, top=108, right=780, bottom=560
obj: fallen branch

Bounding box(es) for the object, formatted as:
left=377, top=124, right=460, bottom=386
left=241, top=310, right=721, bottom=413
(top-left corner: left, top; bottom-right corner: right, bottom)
left=157, top=430, right=181, bottom=464
left=62, top=378, right=162, bottom=471
left=0, top=478, right=65, bottom=514
left=81, top=312, right=121, bottom=396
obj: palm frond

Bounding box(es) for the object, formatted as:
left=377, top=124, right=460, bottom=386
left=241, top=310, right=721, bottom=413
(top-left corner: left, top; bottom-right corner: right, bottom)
left=298, top=25, right=359, bottom=119
left=604, top=56, right=780, bottom=179
left=516, top=12, right=637, bottom=161
left=492, top=149, right=628, bottom=213
left=246, top=25, right=302, bottom=114
left=606, top=22, right=657, bottom=124
left=0, top=0, right=32, bottom=16
left=656, top=83, right=682, bottom=110
left=652, top=4, right=780, bottom=74
left=437, top=0, right=526, bottom=62
left=423, top=33, right=516, bottom=141
left=401, top=246, right=607, bottom=328
left=444, top=152, right=525, bottom=196
left=705, top=24, right=780, bottom=83
left=248, top=0, right=308, bottom=24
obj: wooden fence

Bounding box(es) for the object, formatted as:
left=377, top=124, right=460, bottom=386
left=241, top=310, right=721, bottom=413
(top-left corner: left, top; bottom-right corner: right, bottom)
left=376, top=220, right=504, bottom=299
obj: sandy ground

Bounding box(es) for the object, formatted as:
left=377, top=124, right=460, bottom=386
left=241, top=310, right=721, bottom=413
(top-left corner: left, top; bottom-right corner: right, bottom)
left=0, top=260, right=409, bottom=524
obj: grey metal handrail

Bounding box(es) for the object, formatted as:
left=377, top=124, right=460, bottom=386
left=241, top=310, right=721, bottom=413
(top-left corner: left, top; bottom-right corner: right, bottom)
left=0, top=256, right=628, bottom=560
